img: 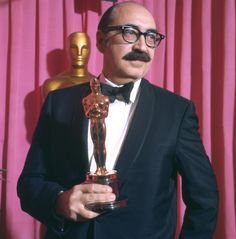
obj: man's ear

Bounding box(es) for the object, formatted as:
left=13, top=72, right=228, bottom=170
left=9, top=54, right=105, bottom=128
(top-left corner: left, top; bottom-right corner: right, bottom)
left=96, top=31, right=106, bottom=53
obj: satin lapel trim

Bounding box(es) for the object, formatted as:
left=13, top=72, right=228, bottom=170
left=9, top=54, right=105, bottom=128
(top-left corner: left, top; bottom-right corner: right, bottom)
left=71, top=84, right=91, bottom=172
left=114, top=79, right=155, bottom=182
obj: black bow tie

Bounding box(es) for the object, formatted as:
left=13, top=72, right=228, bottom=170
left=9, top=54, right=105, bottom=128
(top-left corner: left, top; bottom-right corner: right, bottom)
left=101, top=82, right=134, bottom=103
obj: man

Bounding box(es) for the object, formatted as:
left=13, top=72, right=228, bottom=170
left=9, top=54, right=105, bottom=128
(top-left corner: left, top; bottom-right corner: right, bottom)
left=17, top=2, right=218, bottom=239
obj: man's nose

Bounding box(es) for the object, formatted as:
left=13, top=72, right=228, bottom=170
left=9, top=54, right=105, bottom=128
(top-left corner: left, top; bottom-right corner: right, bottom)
left=133, top=35, right=147, bottom=52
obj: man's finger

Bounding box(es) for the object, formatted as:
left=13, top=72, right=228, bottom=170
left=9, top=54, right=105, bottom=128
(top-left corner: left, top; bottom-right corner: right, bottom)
left=76, top=183, right=113, bottom=193
left=82, top=192, right=116, bottom=204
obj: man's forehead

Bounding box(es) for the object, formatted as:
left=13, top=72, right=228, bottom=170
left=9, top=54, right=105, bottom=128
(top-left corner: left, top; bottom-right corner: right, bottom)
left=109, top=6, right=156, bottom=31
left=110, top=21, right=156, bottom=32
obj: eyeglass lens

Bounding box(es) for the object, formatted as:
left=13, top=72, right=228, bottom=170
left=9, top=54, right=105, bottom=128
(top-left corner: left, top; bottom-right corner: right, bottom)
left=122, top=27, right=160, bottom=48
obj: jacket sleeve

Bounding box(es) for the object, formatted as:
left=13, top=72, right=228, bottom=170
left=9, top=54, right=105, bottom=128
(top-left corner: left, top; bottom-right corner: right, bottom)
left=17, top=94, right=66, bottom=234
left=176, top=102, right=219, bottom=239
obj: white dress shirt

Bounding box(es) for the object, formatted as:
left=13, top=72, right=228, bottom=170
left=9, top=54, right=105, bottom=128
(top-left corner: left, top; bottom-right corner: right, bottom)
left=88, top=74, right=141, bottom=172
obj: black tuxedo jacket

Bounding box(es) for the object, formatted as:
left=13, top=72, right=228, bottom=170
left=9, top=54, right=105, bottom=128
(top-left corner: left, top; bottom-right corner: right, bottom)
left=17, top=79, right=218, bottom=239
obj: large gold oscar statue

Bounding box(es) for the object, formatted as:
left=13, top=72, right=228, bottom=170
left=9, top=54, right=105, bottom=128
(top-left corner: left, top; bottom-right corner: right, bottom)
left=43, top=32, right=95, bottom=97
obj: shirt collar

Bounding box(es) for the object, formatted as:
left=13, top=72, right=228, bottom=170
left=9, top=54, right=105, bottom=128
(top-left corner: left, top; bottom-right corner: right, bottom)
left=99, top=73, right=141, bottom=103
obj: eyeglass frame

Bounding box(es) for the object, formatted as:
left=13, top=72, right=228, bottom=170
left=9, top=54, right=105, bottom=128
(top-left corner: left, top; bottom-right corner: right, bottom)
left=102, top=24, right=165, bottom=48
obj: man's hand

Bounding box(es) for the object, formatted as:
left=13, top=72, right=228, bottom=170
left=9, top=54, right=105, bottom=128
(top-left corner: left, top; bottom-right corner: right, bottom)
left=55, top=184, right=116, bottom=221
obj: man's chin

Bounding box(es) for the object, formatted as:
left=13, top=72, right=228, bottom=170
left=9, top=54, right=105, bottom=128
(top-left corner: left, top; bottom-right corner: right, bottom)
left=128, top=60, right=147, bottom=67
left=120, top=71, right=145, bottom=81
left=123, top=64, right=148, bottom=79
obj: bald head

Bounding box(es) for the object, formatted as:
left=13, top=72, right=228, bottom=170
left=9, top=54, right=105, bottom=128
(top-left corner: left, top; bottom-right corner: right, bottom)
left=98, top=2, right=156, bottom=31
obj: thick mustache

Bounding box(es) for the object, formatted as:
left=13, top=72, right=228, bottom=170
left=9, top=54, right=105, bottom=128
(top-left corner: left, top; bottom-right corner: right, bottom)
left=122, top=50, right=151, bottom=62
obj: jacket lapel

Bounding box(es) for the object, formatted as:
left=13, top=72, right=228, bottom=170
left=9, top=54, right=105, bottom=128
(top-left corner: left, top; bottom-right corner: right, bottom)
left=70, top=84, right=91, bottom=176
left=115, top=79, right=155, bottom=182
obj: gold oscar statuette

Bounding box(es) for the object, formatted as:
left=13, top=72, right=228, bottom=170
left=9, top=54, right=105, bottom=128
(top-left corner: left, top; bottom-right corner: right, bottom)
left=82, top=78, right=127, bottom=213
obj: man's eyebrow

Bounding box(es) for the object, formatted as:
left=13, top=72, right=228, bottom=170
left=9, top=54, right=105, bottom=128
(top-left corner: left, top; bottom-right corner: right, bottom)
left=147, top=28, right=158, bottom=33
left=122, top=24, right=139, bottom=29
left=123, top=24, right=157, bottom=33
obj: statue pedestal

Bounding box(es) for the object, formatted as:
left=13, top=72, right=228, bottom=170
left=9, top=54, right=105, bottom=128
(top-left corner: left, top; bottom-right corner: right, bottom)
left=85, top=170, right=127, bottom=213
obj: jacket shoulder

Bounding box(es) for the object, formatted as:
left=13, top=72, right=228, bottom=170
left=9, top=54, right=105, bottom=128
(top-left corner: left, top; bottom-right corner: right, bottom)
left=142, top=79, right=191, bottom=107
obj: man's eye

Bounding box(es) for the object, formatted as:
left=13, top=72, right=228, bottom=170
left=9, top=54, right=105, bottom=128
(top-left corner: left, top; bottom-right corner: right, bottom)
left=147, top=33, right=157, bottom=40
left=123, top=28, right=137, bottom=35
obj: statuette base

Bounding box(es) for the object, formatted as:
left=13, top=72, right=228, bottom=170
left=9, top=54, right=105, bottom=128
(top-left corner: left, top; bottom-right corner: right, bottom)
left=85, top=170, right=127, bottom=213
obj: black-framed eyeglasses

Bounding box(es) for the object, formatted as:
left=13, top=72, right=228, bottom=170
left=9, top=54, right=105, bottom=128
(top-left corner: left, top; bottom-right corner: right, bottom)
left=102, top=24, right=165, bottom=48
